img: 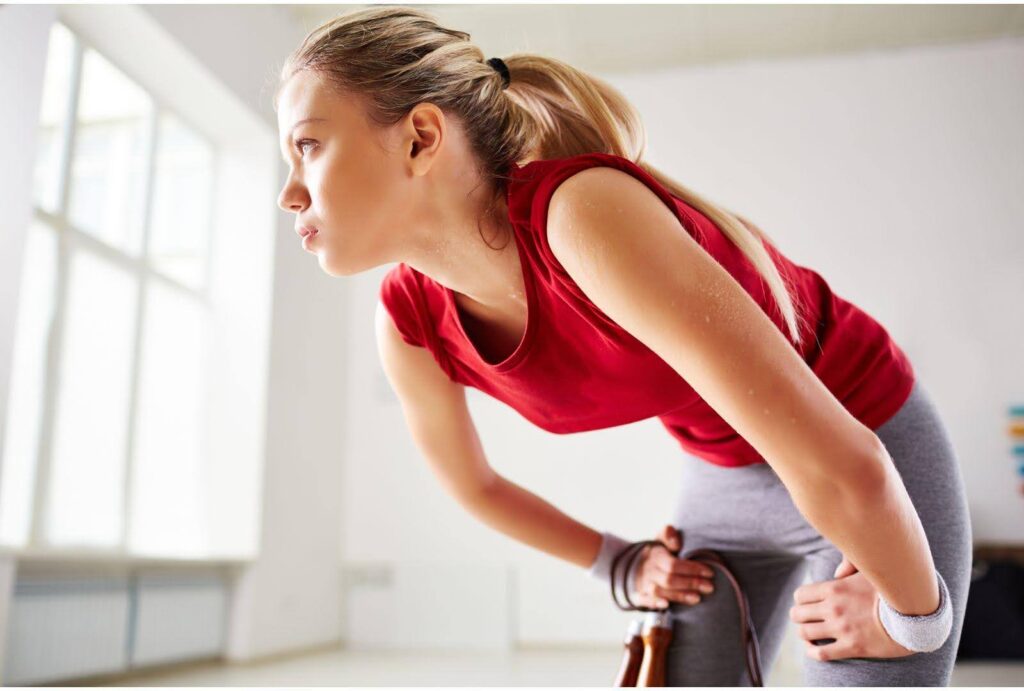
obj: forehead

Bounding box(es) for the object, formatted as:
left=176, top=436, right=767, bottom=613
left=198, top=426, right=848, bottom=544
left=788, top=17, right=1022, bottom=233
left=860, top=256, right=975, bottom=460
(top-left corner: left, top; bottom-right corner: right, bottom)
left=277, top=70, right=333, bottom=128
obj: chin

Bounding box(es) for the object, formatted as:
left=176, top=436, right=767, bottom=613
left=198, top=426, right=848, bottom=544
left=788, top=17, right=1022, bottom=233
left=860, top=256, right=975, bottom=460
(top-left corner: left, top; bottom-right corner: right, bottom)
left=317, top=252, right=364, bottom=278
left=317, top=258, right=347, bottom=278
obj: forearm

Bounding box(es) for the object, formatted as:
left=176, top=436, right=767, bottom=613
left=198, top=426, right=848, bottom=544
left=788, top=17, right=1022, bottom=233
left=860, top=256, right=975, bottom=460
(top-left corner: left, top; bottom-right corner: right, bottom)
left=793, top=449, right=940, bottom=616
left=461, top=474, right=604, bottom=570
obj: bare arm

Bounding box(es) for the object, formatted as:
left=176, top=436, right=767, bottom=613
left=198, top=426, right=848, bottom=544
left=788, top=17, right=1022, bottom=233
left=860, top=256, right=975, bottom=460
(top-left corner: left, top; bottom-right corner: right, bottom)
left=462, top=476, right=604, bottom=569
left=788, top=446, right=938, bottom=615
left=545, top=167, right=939, bottom=616
left=374, top=299, right=602, bottom=570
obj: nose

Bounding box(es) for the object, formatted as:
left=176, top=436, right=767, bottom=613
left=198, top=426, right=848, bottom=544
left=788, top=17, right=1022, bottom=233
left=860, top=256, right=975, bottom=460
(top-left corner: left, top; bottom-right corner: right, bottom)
left=277, top=174, right=309, bottom=214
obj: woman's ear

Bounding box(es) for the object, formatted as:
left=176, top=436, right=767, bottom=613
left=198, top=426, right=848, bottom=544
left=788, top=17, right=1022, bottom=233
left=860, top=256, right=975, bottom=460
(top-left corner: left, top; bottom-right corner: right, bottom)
left=404, top=102, right=446, bottom=169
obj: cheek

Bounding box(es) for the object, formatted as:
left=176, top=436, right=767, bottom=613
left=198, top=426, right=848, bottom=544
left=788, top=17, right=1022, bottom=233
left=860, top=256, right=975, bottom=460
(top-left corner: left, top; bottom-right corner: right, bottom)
left=305, top=169, right=346, bottom=227
left=310, top=144, right=406, bottom=241
left=333, top=166, right=399, bottom=229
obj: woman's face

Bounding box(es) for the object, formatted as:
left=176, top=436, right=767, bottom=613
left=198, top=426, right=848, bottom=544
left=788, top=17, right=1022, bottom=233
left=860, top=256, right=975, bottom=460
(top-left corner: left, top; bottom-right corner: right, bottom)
left=276, top=70, right=408, bottom=276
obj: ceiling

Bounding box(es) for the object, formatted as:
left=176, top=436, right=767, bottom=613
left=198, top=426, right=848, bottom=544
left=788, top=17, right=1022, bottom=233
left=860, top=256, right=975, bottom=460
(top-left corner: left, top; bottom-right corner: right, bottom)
left=287, top=4, right=1024, bottom=75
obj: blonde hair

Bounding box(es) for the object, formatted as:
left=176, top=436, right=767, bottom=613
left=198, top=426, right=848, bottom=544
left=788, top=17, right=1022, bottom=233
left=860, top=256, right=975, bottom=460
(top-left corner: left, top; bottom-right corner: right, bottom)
left=277, top=6, right=805, bottom=346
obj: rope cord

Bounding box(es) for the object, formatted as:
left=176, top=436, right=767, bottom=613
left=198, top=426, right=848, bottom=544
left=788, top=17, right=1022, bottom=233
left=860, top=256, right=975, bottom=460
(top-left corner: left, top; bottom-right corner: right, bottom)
left=609, top=539, right=764, bottom=686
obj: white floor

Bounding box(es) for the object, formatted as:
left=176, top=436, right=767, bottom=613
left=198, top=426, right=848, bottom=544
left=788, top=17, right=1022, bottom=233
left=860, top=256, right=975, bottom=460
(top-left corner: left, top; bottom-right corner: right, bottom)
left=84, top=645, right=1023, bottom=687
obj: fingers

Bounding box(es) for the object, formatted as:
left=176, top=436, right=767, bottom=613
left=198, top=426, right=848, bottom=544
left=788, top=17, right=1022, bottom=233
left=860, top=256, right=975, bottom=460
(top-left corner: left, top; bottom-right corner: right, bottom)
left=631, top=576, right=673, bottom=609
left=795, top=621, right=833, bottom=643
left=793, top=581, right=828, bottom=605
left=661, top=571, right=715, bottom=594
left=643, top=565, right=715, bottom=606
left=659, top=524, right=684, bottom=552
left=632, top=590, right=668, bottom=609
left=649, top=583, right=702, bottom=607
left=833, top=556, right=858, bottom=579
left=650, top=549, right=714, bottom=579
left=637, top=528, right=716, bottom=608
left=789, top=601, right=827, bottom=624
left=804, top=637, right=857, bottom=662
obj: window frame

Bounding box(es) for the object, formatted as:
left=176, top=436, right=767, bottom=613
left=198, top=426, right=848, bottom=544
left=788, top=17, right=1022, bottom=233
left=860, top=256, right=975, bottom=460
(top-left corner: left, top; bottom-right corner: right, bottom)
left=25, top=23, right=220, bottom=555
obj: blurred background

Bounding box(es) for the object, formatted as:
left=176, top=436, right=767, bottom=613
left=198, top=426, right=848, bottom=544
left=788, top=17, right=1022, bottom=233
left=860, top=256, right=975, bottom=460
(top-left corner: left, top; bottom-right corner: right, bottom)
left=1, top=2, right=1023, bottom=686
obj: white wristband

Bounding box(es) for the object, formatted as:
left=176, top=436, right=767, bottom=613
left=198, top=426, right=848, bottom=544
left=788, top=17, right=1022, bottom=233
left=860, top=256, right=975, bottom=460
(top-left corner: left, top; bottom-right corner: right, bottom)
left=876, top=568, right=953, bottom=653
left=587, top=531, right=640, bottom=598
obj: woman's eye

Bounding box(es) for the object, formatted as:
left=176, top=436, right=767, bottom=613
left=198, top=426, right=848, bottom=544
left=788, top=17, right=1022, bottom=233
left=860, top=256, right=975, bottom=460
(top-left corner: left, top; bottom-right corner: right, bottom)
left=295, top=139, right=317, bottom=157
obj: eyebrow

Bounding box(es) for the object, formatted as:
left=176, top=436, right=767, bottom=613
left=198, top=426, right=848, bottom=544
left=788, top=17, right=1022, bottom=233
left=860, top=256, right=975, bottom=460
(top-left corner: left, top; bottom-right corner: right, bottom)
left=281, top=117, right=327, bottom=158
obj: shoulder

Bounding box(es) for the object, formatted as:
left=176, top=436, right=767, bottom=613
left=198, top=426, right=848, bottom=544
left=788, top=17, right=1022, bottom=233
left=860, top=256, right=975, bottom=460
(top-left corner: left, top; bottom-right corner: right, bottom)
left=543, top=156, right=683, bottom=262
left=549, top=163, right=634, bottom=202
left=547, top=163, right=656, bottom=218
left=524, top=152, right=675, bottom=218
left=511, top=154, right=692, bottom=317
left=518, top=152, right=668, bottom=218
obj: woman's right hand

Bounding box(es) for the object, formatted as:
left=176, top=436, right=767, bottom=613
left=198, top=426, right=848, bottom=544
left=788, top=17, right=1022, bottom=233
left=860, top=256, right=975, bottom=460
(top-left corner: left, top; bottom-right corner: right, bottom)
left=631, top=524, right=717, bottom=609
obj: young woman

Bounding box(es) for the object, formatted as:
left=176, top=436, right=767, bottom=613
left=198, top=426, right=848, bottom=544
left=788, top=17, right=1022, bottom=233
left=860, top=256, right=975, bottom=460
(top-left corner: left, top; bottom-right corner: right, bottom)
left=275, top=6, right=971, bottom=686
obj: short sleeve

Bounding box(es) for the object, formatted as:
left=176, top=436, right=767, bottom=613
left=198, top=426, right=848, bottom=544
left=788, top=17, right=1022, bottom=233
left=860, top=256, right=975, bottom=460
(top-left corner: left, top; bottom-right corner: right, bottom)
left=378, top=264, right=427, bottom=348
left=378, top=263, right=465, bottom=384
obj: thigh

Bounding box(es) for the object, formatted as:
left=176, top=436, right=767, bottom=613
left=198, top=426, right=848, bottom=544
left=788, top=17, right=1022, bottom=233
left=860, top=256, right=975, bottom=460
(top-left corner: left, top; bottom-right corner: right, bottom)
left=801, top=381, right=973, bottom=686
left=663, top=546, right=808, bottom=687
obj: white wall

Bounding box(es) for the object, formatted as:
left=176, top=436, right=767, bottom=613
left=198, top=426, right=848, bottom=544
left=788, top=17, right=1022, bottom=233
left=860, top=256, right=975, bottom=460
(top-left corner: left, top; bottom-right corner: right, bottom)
left=0, top=6, right=54, bottom=510
left=139, top=5, right=303, bottom=131
left=0, top=3, right=59, bottom=680
left=341, top=37, right=1024, bottom=647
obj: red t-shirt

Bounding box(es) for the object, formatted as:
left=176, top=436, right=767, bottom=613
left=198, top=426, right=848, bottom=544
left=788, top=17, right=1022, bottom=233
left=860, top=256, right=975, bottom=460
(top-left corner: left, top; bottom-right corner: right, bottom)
left=379, top=152, right=915, bottom=468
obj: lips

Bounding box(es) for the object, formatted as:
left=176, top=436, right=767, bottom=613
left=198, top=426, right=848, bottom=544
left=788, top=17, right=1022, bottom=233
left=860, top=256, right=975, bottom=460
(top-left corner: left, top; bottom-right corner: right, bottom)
left=296, top=225, right=319, bottom=238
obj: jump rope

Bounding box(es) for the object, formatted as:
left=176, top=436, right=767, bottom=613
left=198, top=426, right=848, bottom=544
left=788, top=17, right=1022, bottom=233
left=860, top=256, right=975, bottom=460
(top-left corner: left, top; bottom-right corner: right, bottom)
left=609, top=539, right=764, bottom=686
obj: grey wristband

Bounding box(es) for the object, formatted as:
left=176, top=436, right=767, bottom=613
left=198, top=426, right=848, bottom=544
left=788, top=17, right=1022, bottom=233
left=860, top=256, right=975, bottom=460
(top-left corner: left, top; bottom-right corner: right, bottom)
left=876, top=569, right=952, bottom=653
left=587, top=531, right=640, bottom=598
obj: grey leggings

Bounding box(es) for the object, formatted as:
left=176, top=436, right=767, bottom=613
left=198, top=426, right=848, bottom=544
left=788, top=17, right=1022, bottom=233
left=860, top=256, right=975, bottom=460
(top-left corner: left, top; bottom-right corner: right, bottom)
left=664, top=379, right=973, bottom=686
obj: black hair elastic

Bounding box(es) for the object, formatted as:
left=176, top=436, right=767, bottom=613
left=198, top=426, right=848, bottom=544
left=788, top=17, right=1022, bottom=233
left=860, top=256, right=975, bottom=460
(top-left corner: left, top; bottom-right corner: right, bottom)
left=486, top=57, right=510, bottom=89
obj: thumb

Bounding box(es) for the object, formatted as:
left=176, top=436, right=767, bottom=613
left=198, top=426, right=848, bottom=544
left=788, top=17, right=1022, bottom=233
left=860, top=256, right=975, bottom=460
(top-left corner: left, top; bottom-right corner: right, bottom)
left=660, top=524, right=682, bottom=554
left=833, top=555, right=858, bottom=579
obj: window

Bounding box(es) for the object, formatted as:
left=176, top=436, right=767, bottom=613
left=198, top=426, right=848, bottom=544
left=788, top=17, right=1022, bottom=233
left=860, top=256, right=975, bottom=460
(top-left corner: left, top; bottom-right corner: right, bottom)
left=1, top=22, right=221, bottom=556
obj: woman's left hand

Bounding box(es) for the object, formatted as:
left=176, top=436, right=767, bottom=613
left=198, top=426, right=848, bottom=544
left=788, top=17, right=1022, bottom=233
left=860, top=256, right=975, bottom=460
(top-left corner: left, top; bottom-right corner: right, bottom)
left=790, top=555, right=917, bottom=661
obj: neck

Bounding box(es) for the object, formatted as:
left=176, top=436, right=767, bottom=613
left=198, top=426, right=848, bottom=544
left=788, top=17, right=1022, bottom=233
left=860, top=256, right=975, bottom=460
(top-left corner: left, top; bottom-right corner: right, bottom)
left=401, top=178, right=524, bottom=320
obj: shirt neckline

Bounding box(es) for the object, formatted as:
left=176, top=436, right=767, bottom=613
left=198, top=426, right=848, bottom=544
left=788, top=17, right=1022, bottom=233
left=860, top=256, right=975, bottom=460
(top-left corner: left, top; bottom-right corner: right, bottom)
left=440, top=162, right=537, bottom=372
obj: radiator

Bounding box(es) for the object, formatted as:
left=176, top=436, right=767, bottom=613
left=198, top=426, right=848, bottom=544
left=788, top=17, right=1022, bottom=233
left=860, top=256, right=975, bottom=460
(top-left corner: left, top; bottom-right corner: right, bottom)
left=132, top=570, right=226, bottom=666
left=3, top=575, right=131, bottom=685
left=2, top=568, right=227, bottom=685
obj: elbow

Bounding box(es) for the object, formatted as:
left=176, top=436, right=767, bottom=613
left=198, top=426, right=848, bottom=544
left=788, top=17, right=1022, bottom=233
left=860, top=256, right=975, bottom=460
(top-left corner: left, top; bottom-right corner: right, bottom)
left=452, top=473, right=504, bottom=511
left=852, top=434, right=891, bottom=493
left=795, top=437, right=891, bottom=526
left=830, top=436, right=892, bottom=506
